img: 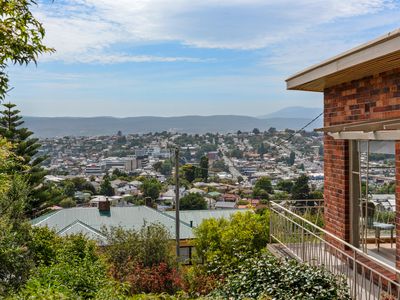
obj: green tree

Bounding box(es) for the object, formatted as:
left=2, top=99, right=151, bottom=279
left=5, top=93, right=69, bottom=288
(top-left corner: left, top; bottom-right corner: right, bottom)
left=181, top=164, right=197, bottom=183
left=180, top=193, right=207, bottom=210
left=100, top=176, right=114, bottom=196
left=288, top=151, right=296, bottom=166
left=291, top=174, right=310, bottom=200
left=0, top=103, right=49, bottom=213
left=255, top=177, right=273, bottom=193
left=252, top=128, right=260, bottom=135
left=0, top=175, right=33, bottom=295
left=0, top=0, right=54, bottom=99
left=276, top=179, right=293, bottom=193
left=153, top=161, right=162, bottom=172
left=141, top=178, right=162, bottom=200
left=199, top=156, right=209, bottom=182
left=160, top=160, right=173, bottom=176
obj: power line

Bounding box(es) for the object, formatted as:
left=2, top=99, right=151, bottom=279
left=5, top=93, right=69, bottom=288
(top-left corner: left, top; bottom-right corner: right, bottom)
left=275, top=112, right=323, bottom=149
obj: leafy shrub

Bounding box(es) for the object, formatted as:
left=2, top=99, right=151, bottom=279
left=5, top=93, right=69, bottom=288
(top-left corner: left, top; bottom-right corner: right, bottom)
left=102, top=224, right=173, bottom=281
left=182, top=266, right=219, bottom=297
left=126, top=262, right=182, bottom=295
left=212, top=253, right=351, bottom=300
left=59, top=197, right=76, bottom=208
left=17, top=234, right=109, bottom=299
left=194, top=211, right=269, bottom=276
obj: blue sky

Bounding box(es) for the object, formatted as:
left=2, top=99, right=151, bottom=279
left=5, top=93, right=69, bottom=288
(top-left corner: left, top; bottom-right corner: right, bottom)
left=6, top=0, right=400, bottom=117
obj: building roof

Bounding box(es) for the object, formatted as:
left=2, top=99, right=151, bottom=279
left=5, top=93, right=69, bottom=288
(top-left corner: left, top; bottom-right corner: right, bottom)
left=32, top=206, right=193, bottom=240
left=286, top=28, right=400, bottom=92
left=215, top=201, right=237, bottom=209
left=31, top=206, right=248, bottom=242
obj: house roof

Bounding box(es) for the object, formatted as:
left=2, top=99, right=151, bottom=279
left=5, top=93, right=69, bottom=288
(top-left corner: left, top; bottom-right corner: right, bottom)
left=286, top=28, right=400, bottom=92
left=215, top=201, right=237, bottom=209
left=31, top=206, right=249, bottom=242
left=32, top=206, right=193, bottom=240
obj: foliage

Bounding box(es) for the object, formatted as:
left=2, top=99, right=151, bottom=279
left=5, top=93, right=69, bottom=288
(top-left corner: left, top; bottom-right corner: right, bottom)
left=17, top=235, right=110, bottom=299
left=0, top=103, right=49, bottom=214
left=59, top=197, right=76, bottom=208
left=160, top=160, right=173, bottom=176
left=141, top=178, right=162, bottom=200
left=0, top=217, right=33, bottom=295
left=0, top=0, right=54, bottom=99
left=100, top=176, right=115, bottom=196
left=181, top=165, right=197, bottom=183
left=276, top=179, right=293, bottom=193
left=102, top=224, right=173, bottom=282
left=212, top=160, right=228, bottom=173
left=288, top=151, right=296, bottom=166
left=182, top=266, right=219, bottom=297
left=180, top=193, right=207, bottom=210
left=291, top=174, right=310, bottom=200
left=212, top=253, right=351, bottom=300
left=199, top=156, right=208, bottom=182
left=126, top=262, right=182, bottom=295
left=253, top=176, right=273, bottom=199
left=194, top=211, right=269, bottom=276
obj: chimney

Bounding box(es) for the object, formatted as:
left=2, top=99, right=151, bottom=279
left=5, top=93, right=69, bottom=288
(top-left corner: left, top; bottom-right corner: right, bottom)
left=98, top=199, right=111, bottom=213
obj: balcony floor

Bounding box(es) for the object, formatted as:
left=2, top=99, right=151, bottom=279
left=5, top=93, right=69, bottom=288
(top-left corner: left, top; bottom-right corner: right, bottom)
left=366, top=243, right=395, bottom=268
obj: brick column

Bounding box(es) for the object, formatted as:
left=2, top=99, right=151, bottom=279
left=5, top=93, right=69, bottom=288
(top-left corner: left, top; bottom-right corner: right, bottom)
left=324, top=135, right=351, bottom=244
left=395, top=142, right=400, bottom=270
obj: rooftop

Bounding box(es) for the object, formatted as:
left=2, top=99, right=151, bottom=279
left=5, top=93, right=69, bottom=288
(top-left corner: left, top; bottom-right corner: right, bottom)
left=286, top=28, right=400, bottom=92
left=31, top=206, right=247, bottom=243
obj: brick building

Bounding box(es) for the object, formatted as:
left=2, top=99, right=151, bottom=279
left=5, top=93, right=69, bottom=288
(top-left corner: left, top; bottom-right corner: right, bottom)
left=286, top=29, right=400, bottom=270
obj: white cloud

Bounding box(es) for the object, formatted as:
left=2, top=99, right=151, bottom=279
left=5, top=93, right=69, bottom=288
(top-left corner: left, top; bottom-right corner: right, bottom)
left=35, top=0, right=393, bottom=63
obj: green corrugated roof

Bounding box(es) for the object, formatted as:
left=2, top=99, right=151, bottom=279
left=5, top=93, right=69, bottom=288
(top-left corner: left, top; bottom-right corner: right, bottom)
left=32, top=206, right=194, bottom=239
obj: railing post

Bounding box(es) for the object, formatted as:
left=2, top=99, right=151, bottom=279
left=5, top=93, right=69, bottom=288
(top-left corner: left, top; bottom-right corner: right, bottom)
left=268, top=200, right=272, bottom=244
left=301, top=225, right=305, bottom=261
left=353, top=251, right=357, bottom=299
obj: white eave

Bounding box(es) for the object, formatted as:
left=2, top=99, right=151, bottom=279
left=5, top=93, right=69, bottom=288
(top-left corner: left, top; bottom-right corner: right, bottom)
left=286, top=28, right=400, bottom=92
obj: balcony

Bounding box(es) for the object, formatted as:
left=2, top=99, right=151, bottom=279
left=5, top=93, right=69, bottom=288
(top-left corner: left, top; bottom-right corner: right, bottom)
left=268, top=200, right=400, bottom=300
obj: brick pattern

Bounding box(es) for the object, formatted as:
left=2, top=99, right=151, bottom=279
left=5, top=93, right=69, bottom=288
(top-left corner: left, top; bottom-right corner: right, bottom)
left=323, top=68, right=400, bottom=247
left=396, top=142, right=400, bottom=270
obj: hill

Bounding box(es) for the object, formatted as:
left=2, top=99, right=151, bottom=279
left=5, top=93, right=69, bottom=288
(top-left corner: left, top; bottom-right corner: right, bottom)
left=24, top=115, right=323, bottom=138
left=259, top=106, right=322, bottom=119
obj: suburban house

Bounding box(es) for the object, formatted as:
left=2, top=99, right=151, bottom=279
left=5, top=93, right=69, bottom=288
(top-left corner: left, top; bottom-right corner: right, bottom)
left=270, top=28, right=400, bottom=299
left=31, top=202, right=245, bottom=263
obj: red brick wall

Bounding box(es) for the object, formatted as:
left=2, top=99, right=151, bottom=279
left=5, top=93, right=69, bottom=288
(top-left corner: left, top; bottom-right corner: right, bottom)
left=396, top=142, right=400, bottom=270
left=323, top=68, right=400, bottom=244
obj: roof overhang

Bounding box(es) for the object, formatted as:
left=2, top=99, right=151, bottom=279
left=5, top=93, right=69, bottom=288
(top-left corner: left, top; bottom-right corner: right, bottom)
left=286, top=29, right=400, bottom=92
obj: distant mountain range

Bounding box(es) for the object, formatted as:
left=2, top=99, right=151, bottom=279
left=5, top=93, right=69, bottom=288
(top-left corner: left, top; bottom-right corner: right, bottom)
left=24, top=106, right=323, bottom=138
left=258, top=106, right=322, bottom=119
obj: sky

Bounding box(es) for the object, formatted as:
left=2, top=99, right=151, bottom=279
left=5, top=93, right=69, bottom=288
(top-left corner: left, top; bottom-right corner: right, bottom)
left=6, top=0, right=400, bottom=117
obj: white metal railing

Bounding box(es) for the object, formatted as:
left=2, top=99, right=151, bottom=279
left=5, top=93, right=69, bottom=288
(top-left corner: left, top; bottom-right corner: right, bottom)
left=270, top=201, right=400, bottom=300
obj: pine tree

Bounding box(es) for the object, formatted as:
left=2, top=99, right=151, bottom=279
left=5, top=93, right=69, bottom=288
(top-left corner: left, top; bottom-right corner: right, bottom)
left=0, top=102, right=49, bottom=213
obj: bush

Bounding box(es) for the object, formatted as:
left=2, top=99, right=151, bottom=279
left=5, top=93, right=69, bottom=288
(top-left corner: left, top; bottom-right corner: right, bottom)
left=59, top=197, right=76, bottom=208
left=126, top=262, right=182, bottom=295
left=17, top=234, right=109, bottom=299
left=102, top=224, right=179, bottom=295
left=180, top=193, right=207, bottom=210
left=212, top=253, right=351, bottom=300
left=194, top=211, right=269, bottom=275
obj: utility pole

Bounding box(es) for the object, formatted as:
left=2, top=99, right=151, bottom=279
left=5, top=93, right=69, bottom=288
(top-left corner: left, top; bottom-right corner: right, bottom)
left=174, top=147, right=180, bottom=258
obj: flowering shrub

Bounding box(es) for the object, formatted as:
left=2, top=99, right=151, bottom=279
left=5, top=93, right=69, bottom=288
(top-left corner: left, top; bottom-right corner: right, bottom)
left=126, top=263, right=182, bottom=295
